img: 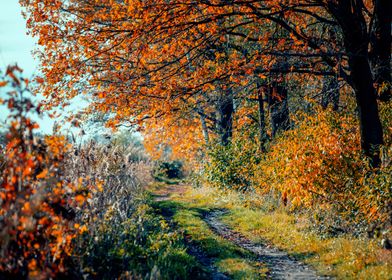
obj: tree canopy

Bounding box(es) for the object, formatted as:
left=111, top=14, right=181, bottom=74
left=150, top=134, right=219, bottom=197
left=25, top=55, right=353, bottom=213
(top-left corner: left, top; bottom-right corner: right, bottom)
left=21, top=0, right=391, bottom=163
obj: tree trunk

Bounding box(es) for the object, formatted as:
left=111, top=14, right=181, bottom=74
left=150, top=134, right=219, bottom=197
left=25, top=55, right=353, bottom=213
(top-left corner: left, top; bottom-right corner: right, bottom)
left=216, top=89, right=234, bottom=146
left=321, top=75, right=340, bottom=111
left=256, top=81, right=267, bottom=151
left=328, top=0, right=384, bottom=166
left=267, top=83, right=290, bottom=137
left=369, top=0, right=391, bottom=102
left=199, top=111, right=210, bottom=145
left=349, top=54, right=384, bottom=166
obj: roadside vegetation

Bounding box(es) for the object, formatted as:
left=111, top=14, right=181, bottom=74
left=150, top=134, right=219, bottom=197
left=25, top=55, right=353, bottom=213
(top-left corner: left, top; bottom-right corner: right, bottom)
left=1, top=67, right=391, bottom=279
left=0, top=69, right=200, bottom=279
left=1, top=0, right=392, bottom=279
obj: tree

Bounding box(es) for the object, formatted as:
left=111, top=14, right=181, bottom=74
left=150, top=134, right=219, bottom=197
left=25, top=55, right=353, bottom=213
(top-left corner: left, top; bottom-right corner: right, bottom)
left=21, top=0, right=390, bottom=164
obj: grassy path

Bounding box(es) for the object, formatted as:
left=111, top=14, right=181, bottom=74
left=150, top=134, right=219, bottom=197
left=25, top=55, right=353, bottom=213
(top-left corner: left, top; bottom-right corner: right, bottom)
left=150, top=183, right=329, bottom=279
left=205, top=209, right=328, bottom=279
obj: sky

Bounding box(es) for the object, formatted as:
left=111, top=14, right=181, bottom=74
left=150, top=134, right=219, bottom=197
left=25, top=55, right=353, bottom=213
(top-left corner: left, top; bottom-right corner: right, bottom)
left=0, top=1, right=133, bottom=139
left=0, top=0, right=55, bottom=133
left=0, top=1, right=37, bottom=76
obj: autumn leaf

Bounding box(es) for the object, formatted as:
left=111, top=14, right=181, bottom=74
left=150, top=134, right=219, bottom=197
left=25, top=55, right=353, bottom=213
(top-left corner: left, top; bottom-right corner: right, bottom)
left=36, top=169, right=49, bottom=179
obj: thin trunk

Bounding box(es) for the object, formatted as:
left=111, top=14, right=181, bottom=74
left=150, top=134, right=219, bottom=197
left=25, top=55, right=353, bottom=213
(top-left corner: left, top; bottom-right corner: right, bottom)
left=321, top=75, right=340, bottom=111
left=216, top=89, right=234, bottom=146
left=369, top=0, right=391, bottom=102
left=199, top=111, right=210, bottom=145
left=267, top=83, right=290, bottom=137
left=256, top=81, right=267, bottom=151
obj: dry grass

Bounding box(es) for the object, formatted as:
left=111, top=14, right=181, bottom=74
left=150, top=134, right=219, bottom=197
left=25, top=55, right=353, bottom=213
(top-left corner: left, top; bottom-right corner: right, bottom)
left=64, top=138, right=153, bottom=226
left=170, top=185, right=392, bottom=279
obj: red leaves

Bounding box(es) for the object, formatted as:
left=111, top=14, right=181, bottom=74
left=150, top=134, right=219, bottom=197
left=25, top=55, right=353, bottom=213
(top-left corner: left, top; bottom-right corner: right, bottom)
left=7, top=98, right=15, bottom=109
left=35, top=76, right=45, bottom=84
left=5, top=65, right=23, bottom=86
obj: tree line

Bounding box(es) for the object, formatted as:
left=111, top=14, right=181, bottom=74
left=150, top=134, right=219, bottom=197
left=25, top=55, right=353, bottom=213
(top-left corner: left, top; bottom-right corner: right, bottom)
left=21, top=0, right=390, bottom=164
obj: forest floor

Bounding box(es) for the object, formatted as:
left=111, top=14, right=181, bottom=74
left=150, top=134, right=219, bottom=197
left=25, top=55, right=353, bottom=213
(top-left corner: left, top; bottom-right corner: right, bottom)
left=150, top=183, right=329, bottom=279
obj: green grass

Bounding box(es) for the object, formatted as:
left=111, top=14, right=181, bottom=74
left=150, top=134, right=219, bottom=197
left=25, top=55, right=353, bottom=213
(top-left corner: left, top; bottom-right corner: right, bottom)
left=223, top=208, right=392, bottom=280
left=159, top=184, right=392, bottom=280
left=152, top=199, right=268, bottom=279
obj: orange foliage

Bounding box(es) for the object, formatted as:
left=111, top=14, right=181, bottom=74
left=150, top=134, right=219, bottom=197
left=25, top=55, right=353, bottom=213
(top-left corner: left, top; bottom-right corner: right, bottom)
left=20, top=0, right=345, bottom=154
left=0, top=66, right=88, bottom=278
left=256, top=107, right=391, bottom=224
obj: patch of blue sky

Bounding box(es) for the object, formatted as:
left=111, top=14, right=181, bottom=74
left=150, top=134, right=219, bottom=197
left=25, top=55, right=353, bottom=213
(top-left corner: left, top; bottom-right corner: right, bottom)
left=0, top=1, right=89, bottom=135
left=0, top=1, right=139, bottom=143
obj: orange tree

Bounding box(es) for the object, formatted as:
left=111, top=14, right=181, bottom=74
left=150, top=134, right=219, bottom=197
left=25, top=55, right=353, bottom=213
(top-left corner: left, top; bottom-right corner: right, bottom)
left=0, top=66, right=87, bottom=278
left=21, top=0, right=390, bottom=164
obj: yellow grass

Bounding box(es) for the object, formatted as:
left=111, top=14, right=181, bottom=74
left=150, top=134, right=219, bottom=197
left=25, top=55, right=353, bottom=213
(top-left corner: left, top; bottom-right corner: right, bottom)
left=169, top=184, right=392, bottom=279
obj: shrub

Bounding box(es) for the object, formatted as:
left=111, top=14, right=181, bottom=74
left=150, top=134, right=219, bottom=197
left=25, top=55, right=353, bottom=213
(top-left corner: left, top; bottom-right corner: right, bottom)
left=153, top=160, right=184, bottom=181
left=203, top=139, right=260, bottom=192
left=255, top=106, right=391, bottom=231
left=201, top=103, right=391, bottom=232
left=0, top=66, right=88, bottom=278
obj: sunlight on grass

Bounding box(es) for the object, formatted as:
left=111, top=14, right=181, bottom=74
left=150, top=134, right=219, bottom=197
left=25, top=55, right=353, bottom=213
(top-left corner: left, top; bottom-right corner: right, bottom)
left=174, top=208, right=268, bottom=279
left=152, top=192, right=268, bottom=279
left=216, top=258, right=268, bottom=279
left=171, top=185, right=392, bottom=280
left=223, top=208, right=392, bottom=279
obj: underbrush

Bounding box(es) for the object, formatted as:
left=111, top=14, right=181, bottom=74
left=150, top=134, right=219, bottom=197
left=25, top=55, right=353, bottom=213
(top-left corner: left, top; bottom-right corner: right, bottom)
left=1, top=68, right=88, bottom=278
left=68, top=139, right=199, bottom=279
left=201, top=105, right=392, bottom=236
left=153, top=160, right=185, bottom=183
left=203, top=139, right=260, bottom=192
left=76, top=196, right=199, bottom=279
left=0, top=67, right=199, bottom=278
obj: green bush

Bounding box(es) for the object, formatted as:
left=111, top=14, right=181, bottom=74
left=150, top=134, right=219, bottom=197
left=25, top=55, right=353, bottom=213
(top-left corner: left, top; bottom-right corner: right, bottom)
left=203, top=139, right=260, bottom=192
left=154, top=160, right=184, bottom=180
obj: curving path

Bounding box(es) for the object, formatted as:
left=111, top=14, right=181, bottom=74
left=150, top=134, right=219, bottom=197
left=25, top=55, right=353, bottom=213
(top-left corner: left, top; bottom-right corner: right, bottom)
left=204, top=209, right=330, bottom=280
left=152, top=184, right=330, bottom=279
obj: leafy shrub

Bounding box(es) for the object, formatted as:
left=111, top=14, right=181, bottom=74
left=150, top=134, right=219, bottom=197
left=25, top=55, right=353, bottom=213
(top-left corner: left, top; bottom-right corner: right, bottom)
left=203, top=139, right=260, bottom=192
left=255, top=106, right=391, bottom=231
left=201, top=103, right=391, bottom=233
left=0, top=66, right=88, bottom=279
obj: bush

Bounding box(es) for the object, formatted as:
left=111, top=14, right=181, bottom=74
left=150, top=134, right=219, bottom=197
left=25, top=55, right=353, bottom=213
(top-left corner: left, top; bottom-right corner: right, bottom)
left=0, top=66, right=88, bottom=279
left=153, top=160, right=184, bottom=181
left=255, top=107, right=391, bottom=231
left=203, top=139, right=260, bottom=192
left=201, top=104, right=391, bottom=233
